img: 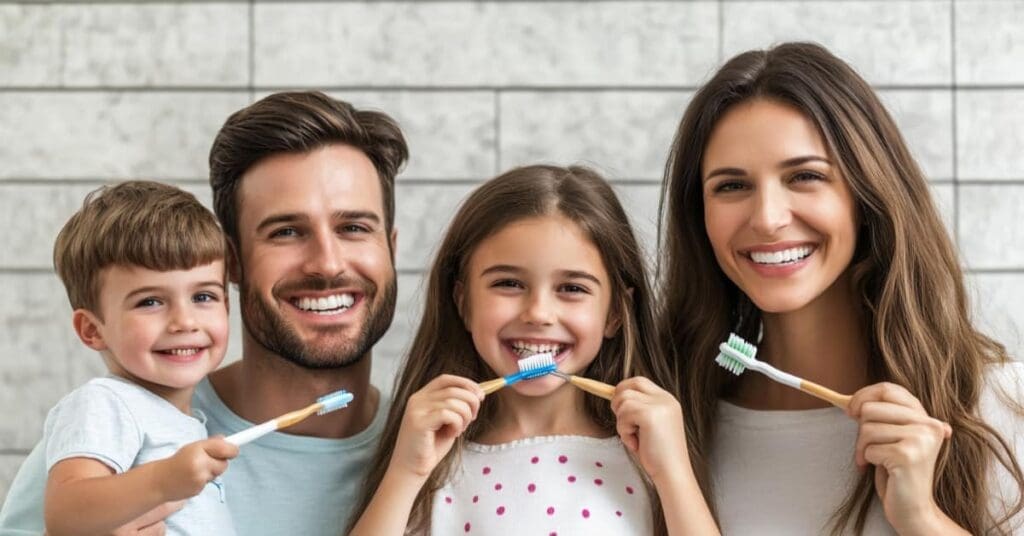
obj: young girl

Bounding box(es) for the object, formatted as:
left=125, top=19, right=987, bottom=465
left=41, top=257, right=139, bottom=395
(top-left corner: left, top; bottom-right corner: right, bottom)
left=659, top=42, right=1024, bottom=534
left=350, top=165, right=718, bottom=535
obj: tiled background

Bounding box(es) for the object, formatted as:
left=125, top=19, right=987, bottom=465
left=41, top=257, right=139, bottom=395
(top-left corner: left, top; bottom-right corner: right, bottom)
left=1, top=0, right=1022, bottom=502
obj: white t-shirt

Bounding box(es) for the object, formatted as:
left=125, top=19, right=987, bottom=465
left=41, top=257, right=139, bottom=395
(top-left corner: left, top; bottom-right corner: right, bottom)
left=432, top=435, right=654, bottom=535
left=710, top=362, right=1024, bottom=535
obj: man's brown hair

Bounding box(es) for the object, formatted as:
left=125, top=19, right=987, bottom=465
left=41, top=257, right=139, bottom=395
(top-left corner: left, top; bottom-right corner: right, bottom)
left=53, top=180, right=225, bottom=316
left=208, top=91, right=409, bottom=248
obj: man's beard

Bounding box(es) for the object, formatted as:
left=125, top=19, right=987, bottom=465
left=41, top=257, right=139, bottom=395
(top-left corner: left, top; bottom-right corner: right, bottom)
left=239, top=272, right=396, bottom=370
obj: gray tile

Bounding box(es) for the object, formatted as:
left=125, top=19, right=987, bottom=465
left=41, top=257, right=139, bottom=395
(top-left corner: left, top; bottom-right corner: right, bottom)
left=723, top=1, right=952, bottom=85
left=0, top=92, right=250, bottom=180
left=254, top=2, right=719, bottom=87
left=613, top=183, right=662, bottom=271
left=956, top=1, right=1024, bottom=85
left=0, top=183, right=213, bottom=270
left=930, top=183, right=955, bottom=239
left=373, top=273, right=427, bottom=396
left=878, top=90, right=954, bottom=181
left=0, top=6, right=61, bottom=86
left=969, top=273, right=1024, bottom=360
left=0, top=273, right=77, bottom=450
left=394, top=183, right=477, bottom=272
left=957, top=90, right=1024, bottom=181
left=958, top=184, right=1024, bottom=269
left=500, top=91, right=693, bottom=180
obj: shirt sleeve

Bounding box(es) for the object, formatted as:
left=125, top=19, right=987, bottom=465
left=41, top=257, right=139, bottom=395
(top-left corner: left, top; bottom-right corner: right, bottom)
left=43, top=382, right=144, bottom=474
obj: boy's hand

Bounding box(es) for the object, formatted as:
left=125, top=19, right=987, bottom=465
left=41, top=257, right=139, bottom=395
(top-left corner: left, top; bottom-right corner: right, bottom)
left=611, top=377, right=689, bottom=486
left=390, top=374, right=484, bottom=480
left=109, top=500, right=185, bottom=535
left=157, top=437, right=238, bottom=501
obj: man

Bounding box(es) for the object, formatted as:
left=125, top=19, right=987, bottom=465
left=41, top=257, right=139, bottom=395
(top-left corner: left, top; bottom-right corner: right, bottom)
left=0, top=91, right=408, bottom=535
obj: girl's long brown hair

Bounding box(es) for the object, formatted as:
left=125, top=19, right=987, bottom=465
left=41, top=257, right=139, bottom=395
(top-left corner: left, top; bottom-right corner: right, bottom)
left=658, top=42, right=1024, bottom=534
left=352, top=165, right=677, bottom=535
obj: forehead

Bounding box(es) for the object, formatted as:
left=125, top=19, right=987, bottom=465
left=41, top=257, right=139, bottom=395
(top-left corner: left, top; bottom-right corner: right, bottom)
left=703, top=99, right=828, bottom=171
left=235, top=144, right=383, bottom=224
left=468, top=215, right=609, bottom=279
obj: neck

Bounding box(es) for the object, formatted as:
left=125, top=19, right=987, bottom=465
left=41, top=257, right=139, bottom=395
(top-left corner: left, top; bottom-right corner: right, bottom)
left=208, top=330, right=379, bottom=439
left=476, top=383, right=605, bottom=444
left=732, top=273, right=871, bottom=410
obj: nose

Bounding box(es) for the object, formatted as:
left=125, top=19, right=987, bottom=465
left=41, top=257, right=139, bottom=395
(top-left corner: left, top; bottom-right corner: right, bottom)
left=168, top=304, right=199, bottom=333
left=520, top=290, right=556, bottom=326
left=749, top=181, right=792, bottom=237
left=302, top=228, right=346, bottom=279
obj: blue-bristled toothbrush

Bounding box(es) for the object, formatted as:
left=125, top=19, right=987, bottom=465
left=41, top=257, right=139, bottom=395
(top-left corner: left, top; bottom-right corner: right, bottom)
left=716, top=333, right=852, bottom=409
left=225, top=390, right=355, bottom=446
left=479, top=353, right=558, bottom=394
left=510, top=353, right=617, bottom=400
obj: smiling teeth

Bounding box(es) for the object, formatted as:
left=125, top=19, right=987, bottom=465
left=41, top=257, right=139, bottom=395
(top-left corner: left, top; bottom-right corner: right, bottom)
left=163, top=348, right=199, bottom=356
left=750, top=246, right=814, bottom=265
left=509, top=341, right=565, bottom=357
left=296, top=294, right=355, bottom=314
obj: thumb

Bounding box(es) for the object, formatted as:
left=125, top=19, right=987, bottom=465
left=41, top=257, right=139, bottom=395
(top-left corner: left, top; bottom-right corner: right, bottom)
left=203, top=436, right=240, bottom=460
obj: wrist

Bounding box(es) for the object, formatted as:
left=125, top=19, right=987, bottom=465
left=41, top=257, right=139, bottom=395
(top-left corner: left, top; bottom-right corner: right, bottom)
left=896, top=502, right=966, bottom=536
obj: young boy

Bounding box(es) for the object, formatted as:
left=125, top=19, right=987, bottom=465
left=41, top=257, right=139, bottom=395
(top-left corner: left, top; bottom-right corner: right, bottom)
left=42, top=181, right=238, bottom=535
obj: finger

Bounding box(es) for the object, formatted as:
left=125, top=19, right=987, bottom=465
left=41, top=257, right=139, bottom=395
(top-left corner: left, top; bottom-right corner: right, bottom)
left=209, top=458, right=229, bottom=477
left=863, top=442, right=901, bottom=468
left=130, top=501, right=184, bottom=528
left=855, top=422, right=905, bottom=467
left=202, top=437, right=240, bottom=460
left=432, top=397, right=474, bottom=429
left=611, top=388, right=646, bottom=415
left=616, top=417, right=640, bottom=453
left=848, top=382, right=924, bottom=417
left=858, top=401, right=933, bottom=426
left=135, top=523, right=167, bottom=536
left=432, top=386, right=484, bottom=419
left=430, top=374, right=486, bottom=400
left=616, top=376, right=656, bottom=394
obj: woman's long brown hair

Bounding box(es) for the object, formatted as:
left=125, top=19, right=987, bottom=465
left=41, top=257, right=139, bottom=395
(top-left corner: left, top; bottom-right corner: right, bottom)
left=351, top=165, right=677, bottom=535
left=658, top=42, right=1024, bottom=534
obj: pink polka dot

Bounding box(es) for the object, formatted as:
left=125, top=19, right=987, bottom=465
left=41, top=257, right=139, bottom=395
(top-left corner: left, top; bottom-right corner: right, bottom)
left=494, top=483, right=502, bottom=491
left=596, top=461, right=604, bottom=467
left=594, top=478, right=603, bottom=486
left=616, top=511, right=622, bottom=517
left=464, top=522, right=471, bottom=532
left=445, top=496, right=453, bottom=504
left=527, top=483, right=536, bottom=493
left=626, top=485, right=634, bottom=494
left=546, top=506, right=555, bottom=515
left=582, top=509, right=591, bottom=518
left=482, top=466, right=491, bottom=475
left=472, top=495, right=479, bottom=503
left=531, top=456, right=539, bottom=464
left=558, top=455, right=568, bottom=463
left=496, top=506, right=506, bottom=516
left=567, top=475, right=576, bottom=483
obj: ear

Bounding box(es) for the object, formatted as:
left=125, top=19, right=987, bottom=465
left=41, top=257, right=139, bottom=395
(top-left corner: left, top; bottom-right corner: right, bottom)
left=226, top=239, right=242, bottom=285
left=453, top=280, right=470, bottom=328
left=604, top=287, right=634, bottom=338
left=390, top=227, right=398, bottom=257
left=72, top=309, right=108, bottom=351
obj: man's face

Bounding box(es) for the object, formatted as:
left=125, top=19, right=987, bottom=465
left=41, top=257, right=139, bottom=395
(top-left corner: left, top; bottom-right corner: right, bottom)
left=233, top=144, right=397, bottom=369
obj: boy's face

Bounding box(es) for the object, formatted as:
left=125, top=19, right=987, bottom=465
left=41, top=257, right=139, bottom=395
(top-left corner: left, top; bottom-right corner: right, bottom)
left=78, top=261, right=229, bottom=395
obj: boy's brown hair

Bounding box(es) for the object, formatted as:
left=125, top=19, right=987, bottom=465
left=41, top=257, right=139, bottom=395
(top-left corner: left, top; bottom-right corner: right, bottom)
left=53, top=180, right=225, bottom=316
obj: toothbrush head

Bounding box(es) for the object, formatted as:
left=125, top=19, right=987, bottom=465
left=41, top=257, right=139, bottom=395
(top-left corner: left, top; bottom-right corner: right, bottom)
left=514, top=353, right=558, bottom=380
left=715, top=333, right=758, bottom=376
left=316, top=389, right=355, bottom=415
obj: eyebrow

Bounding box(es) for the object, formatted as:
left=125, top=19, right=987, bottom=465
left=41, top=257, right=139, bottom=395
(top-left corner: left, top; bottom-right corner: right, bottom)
left=704, top=155, right=831, bottom=181
left=479, top=265, right=602, bottom=286
left=256, top=210, right=382, bottom=233
left=124, top=281, right=225, bottom=302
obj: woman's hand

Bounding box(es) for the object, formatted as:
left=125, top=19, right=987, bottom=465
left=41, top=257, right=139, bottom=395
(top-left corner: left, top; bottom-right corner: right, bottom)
left=390, top=374, right=484, bottom=481
left=611, top=377, right=689, bottom=485
left=848, top=382, right=963, bottom=536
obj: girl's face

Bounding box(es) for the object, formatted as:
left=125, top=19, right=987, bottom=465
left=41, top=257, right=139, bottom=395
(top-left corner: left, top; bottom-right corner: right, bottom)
left=701, top=98, right=859, bottom=314
left=458, top=214, right=618, bottom=396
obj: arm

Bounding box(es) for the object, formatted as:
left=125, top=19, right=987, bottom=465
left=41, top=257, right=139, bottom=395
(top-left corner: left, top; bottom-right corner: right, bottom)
left=349, top=375, right=484, bottom=536
left=612, top=377, right=719, bottom=536
left=44, top=437, right=237, bottom=536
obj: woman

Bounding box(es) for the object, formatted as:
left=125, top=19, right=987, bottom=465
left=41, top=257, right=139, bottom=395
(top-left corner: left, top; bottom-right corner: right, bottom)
left=659, top=42, right=1024, bottom=534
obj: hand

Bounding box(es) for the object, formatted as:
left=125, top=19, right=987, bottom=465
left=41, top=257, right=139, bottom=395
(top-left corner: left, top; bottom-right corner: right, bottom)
left=109, top=501, right=185, bottom=536
left=390, top=374, right=484, bottom=480
left=611, top=377, right=689, bottom=486
left=156, top=436, right=239, bottom=501
left=848, top=382, right=953, bottom=535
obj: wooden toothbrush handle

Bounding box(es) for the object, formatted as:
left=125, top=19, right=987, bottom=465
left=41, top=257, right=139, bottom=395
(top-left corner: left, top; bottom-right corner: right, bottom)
left=800, top=380, right=852, bottom=409
left=479, top=378, right=507, bottom=395
left=569, top=376, right=616, bottom=401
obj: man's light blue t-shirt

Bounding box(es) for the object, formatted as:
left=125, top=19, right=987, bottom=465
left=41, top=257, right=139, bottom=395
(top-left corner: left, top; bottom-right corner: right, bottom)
left=0, top=377, right=388, bottom=536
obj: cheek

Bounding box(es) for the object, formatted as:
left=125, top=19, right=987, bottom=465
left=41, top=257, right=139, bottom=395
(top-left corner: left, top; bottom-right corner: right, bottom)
left=704, top=203, right=741, bottom=258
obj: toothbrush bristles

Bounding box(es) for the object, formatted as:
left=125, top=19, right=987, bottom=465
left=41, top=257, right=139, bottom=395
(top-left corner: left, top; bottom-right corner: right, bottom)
left=517, top=353, right=556, bottom=371
left=316, top=389, right=354, bottom=415
left=714, top=333, right=758, bottom=376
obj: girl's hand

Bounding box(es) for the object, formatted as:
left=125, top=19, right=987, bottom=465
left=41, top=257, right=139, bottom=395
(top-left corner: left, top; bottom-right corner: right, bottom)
left=390, top=374, right=484, bottom=480
left=611, top=377, right=689, bottom=486
left=848, top=382, right=956, bottom=535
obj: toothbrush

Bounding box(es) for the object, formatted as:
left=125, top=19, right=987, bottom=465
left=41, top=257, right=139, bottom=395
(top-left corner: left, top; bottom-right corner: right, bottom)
left=479, top=353, right=558, bottom=394
left=716, top=333, right=852, bottom=409
left=521, top=353, right=617, bottom=401
left=225, top=390, right=355, bottom=446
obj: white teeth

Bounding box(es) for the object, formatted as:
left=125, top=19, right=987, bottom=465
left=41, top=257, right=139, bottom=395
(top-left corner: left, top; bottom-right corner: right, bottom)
left=509, top=341, right=566, bottom=357
left=163, top=348, right=199, bottom=356
left=750, top=246, right=814, bottom=265
left=296, top=294, right=355, bottom=313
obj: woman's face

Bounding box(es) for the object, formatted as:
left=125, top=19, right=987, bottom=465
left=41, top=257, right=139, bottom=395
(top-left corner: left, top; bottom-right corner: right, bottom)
left=701, top=98, right=859, bottom=314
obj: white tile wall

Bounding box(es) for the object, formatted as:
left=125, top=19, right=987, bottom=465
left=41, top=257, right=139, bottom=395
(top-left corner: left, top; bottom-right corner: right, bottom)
left=1, top=0, right=1021, bottom=506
